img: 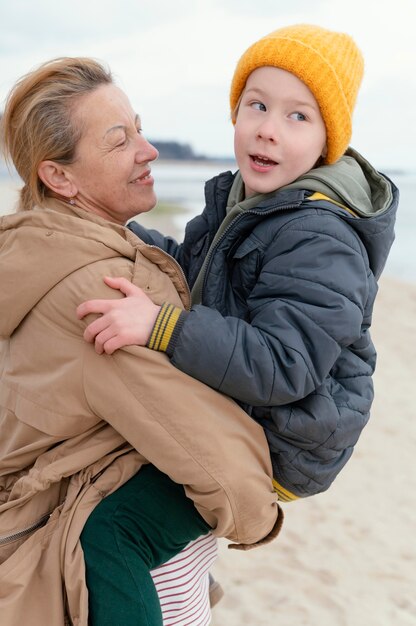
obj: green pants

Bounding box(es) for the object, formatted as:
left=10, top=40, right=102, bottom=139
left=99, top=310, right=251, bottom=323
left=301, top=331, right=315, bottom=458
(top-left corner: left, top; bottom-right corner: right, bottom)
left=80, top=464, right=211, bottom=626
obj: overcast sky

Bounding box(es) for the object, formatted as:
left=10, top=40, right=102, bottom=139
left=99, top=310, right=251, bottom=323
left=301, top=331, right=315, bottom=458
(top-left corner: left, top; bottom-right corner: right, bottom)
left=1, top=0, right=415, bottom=170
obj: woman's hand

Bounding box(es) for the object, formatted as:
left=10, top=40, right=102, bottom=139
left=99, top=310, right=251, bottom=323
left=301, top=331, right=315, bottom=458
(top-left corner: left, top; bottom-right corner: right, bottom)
left=76, top=276, right=161, bottom=354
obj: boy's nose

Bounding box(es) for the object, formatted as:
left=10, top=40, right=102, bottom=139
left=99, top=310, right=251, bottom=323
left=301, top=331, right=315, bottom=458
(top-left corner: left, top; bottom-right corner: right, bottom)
left=256, top=118, right=279, bottom=143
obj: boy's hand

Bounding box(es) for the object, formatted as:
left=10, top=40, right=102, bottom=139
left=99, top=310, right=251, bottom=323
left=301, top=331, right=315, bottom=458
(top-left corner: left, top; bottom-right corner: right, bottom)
left=76, top=276, right=161, bottom=355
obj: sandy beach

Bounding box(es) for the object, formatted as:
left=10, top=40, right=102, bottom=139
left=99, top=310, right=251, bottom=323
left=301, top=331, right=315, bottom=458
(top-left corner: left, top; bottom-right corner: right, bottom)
left=1, top=179, right=415, bottom=625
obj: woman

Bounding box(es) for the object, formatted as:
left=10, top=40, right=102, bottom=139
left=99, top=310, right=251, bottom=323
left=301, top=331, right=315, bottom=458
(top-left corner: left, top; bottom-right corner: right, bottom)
left=0, top=57, right=281, bottom=625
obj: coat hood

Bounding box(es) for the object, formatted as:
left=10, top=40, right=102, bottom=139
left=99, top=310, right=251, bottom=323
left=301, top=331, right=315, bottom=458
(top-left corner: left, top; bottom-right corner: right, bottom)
left=286, top=147, right=394, bottom=216
left=0, top=199, right=139, bottom=339
left=281, top=147, right=399, bottom=280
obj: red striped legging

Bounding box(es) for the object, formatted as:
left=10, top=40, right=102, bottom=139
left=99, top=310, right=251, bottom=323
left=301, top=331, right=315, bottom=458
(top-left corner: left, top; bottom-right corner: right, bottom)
left=151, top=533, right=217, bottom=626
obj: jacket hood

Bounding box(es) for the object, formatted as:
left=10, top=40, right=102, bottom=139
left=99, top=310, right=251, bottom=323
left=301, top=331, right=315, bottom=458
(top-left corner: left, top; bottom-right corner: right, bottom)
left=281, top=147, right=399, bottom=280
left=285, top=147, right=394, bottom=217
left=0, top=199, right=138, bottom=339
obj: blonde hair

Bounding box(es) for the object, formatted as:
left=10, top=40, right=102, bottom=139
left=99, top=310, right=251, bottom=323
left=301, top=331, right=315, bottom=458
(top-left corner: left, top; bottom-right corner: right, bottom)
left=0, top=57, right=112, bottom=210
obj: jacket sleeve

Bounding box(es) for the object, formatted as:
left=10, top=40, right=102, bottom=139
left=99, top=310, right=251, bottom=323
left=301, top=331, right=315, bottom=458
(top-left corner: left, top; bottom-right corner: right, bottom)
left=160, top=212, right=371, bottom=407
left=128, top=221, right=184, bottom=262
left=128, top=211, right=212, bottom=288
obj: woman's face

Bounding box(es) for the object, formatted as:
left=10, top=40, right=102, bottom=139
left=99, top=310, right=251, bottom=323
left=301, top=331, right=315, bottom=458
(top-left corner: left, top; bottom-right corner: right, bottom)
left=66, top=84, right=159, bottom=224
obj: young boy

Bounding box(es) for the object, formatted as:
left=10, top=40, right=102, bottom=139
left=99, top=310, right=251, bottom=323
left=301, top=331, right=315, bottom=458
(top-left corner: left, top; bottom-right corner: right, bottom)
left=78, top=24, right=398, bottom=502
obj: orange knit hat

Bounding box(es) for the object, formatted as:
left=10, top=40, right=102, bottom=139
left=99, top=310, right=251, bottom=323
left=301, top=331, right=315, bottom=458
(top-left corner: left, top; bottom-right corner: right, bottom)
left=230, top=24, right=364, bottom=164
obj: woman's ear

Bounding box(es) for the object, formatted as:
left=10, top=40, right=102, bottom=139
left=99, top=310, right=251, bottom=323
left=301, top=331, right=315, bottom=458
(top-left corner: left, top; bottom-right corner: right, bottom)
left=38, top=161, right=77, bottom=199
left=321, top=144, right=328, bottom=159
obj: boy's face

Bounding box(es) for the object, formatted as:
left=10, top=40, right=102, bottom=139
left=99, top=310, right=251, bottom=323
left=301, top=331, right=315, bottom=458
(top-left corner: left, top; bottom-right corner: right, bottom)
left=234, top=67, right=327, bottom=197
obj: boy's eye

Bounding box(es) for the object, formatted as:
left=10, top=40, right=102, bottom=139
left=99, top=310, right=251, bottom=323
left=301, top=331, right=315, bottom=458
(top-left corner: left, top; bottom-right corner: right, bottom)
left=290, top=112, right=306, bottom=121
left=251, top=101, right=266, bottom=112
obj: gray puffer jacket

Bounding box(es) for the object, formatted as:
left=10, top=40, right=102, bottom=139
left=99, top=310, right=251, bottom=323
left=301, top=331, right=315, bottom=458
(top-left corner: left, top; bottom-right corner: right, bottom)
left=129, top=148, right=398, bottom=499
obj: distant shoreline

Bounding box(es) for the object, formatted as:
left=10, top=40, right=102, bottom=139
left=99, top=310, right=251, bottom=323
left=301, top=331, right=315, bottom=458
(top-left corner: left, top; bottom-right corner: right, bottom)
left=0, top=158, right=413, bottom=179
left=0, top=158, right=238, bottom=181
left=154, top=158, right=237, bottom=167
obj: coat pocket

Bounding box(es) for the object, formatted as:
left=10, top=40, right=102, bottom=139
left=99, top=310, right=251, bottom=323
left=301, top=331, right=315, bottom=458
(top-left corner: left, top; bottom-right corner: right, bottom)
left=228, top=236, right=263, bottom=304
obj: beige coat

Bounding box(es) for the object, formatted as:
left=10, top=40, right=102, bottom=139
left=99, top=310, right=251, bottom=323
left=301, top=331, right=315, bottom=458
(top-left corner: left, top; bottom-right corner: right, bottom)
left=0, top=199, right=281, bottom=625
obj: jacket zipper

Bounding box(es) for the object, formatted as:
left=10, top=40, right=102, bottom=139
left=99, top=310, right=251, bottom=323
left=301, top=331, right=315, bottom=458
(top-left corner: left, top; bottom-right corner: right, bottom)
left=0, top=512, right=51, bottom=546
left=200, top=202, right=300, bottom=300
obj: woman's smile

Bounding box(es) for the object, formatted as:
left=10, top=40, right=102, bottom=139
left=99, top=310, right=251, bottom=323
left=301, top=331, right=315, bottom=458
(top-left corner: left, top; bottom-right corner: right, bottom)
left=129, top=169, right=154, bottom=185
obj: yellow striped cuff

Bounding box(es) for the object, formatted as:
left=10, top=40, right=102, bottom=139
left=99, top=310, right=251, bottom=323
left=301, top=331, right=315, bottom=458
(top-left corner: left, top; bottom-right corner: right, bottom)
left=272, top=478, right=299, bottom=502
left=147, top=303, right=182, bottom=352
